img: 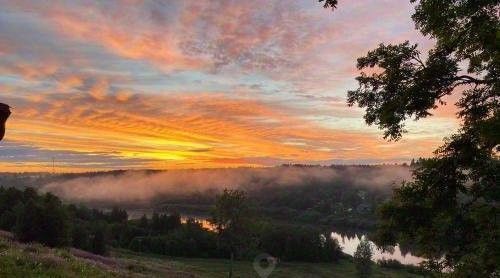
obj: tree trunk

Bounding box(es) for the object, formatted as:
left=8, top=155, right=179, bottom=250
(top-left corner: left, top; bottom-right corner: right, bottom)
left=229, top=251, right=234, bottom=278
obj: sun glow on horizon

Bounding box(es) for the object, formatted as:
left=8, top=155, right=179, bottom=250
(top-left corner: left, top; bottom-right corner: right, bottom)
left=0, top=0, right=460, bottom=172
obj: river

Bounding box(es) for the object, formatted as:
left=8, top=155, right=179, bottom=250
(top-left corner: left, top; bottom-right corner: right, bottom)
left=330, top=232, right=423, bottom=265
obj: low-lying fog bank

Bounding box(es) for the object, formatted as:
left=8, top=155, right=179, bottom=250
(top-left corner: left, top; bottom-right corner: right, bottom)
left=40, top=165, right=412, bottom=206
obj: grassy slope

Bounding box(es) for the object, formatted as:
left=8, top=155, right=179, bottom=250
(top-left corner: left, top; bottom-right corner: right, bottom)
left=0, top=238, right=116, bottom=278
left=0, top=234, right=191, bottom=278
left=0, top=233, right=420, bottom=278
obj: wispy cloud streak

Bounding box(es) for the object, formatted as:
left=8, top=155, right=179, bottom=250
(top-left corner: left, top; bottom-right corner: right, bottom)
left=0, top=0, right=458, bottom=171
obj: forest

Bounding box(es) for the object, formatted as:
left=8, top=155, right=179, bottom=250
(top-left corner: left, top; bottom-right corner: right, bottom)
left=0, top=186, right=345, bottom=264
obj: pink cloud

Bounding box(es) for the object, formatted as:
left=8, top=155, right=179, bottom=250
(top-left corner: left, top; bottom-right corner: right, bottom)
left=0, top=0, right=460, bottom=170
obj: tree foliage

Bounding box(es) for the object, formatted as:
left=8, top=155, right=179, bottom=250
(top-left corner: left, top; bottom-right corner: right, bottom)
left=343, top=0, right=499, bottom=275
left=354, top=238, right=373, bottom=278
left=210, top=189, right=252, bottom=255
left=210, top=189, right=252, bottom=277
left=0, top=186, right=343, bottom=264
left=0, top=103, right=10, bottom=141
left=319, top=0, right=338, bottom=10
left=9, top=190, right=70, bottom=248
left=259, top=223, right=343, bottom=262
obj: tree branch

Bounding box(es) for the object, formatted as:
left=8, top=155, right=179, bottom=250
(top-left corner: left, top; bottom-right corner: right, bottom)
left=413, top=53, right=425, bottom=68
left=455, top=75, right=489, bottom=84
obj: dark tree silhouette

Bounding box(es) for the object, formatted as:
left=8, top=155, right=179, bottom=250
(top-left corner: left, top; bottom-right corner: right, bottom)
left=354, top=238, right=373, bottom=278
left=210, top=189, right=251, bottom=278
left=0, top=103, right=11, bottom=141
left=341, top=0, right=498, bottom=275
left=90, top=221, right=108, bottom=255
left=14, top=199, right=42, bottom=243
left=12, top=191, right=70, bottom=247
left=38, top=193, right=71, bottom=247
left=319, top=0, right=338, bottom=10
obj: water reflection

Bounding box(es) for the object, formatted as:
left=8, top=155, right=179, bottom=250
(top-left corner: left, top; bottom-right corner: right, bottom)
left=180, top=216, right=214, bottom=231
left=127, top=209, right=214, bottom=230
left=331, top=232, right=423, bottom=266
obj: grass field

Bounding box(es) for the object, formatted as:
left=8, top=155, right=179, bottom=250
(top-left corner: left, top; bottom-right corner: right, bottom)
left=0, top=231, right=421, bottom=278
left=113, top=249, right=422, bottom=278
left=0, top=237, right=116, bottom=278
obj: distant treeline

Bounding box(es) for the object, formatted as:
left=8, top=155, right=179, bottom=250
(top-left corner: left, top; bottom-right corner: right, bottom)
left=0, top=164, right=418, bottom=231
left=0, top=186, right=344, bottom=263
left=157, top=166, right=405, bottom=229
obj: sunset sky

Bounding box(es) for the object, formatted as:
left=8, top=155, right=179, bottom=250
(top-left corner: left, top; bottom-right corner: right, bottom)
left=0, top=0, right=460, bottom=172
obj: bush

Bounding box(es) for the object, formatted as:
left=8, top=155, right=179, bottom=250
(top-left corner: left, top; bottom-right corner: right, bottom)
left=377, top=258, right=428, bottom=275
left=377, top=258, right=403, bottom=269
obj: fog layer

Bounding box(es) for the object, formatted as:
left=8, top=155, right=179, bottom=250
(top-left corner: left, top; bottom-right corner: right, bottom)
left=41, top=166, right=412, bottom=205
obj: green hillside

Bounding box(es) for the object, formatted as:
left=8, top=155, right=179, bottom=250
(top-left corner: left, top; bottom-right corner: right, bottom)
left=1, top=231, right=421, bottom=278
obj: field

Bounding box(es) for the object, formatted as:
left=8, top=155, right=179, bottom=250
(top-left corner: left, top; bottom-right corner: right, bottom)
left=0, top=231, right=421, bottom=278
left=115, top=249, right=422, bottom=278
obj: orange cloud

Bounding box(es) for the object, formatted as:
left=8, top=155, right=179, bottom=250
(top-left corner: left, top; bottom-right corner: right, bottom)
left=2, top=91, right=444, bottom=171
left=41, top=3, right=204, bottom=71
left=0, top=0, right=458, bottom=172
left=58, top=75, right=84, bottom=91
left=88, top=79, right=109, bottom=100
left=0, top=60, right=59, bottom=80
